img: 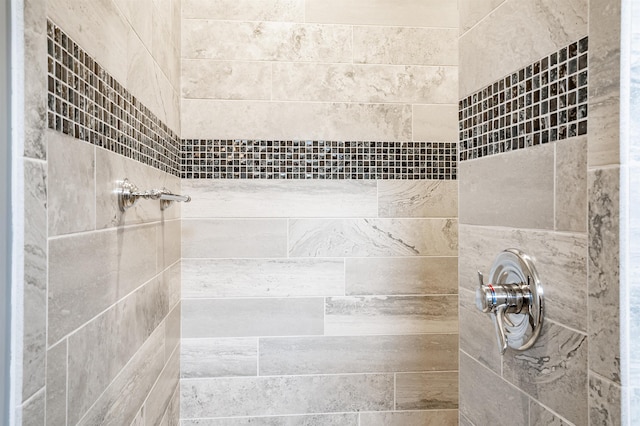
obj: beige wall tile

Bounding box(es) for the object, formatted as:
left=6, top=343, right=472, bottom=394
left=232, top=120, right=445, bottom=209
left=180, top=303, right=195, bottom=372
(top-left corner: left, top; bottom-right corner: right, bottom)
left=289, top=218, right=457, bottom=257
left=181, top=180, right=378, bottom=218
left=182, top=20, right=352, bottom=62
left=181, top=338, right=257, bottom=378
left=359, top=411, right=458, bottom=426
left=305, top=0, right=457, bottom=28
left=182, top=0, right=304, bottom=21
left=165, top=303, right=181, bottom=361
left=395, top=372, right=458, bottom=410
left=459, top=0, right=505, bottom=35
left=113, top=0, right=153, bottom=49
left=556, top=137, right=588, bottom=232
left=182, top=60, right=271, bottom=100
left=181, top=99, right=412, bottom=141
left=144, top=349, right=180, bottom=426
left=353, top=27, right=458, bottom=66
left=181, top=298, right=324, bottom=338
left=378, top=180, right=458, bottom=218
left=181, top=219, right=287, bottom=258
left=259, top=334, right=458, bottom=375
left=346, top=257, right=458, bottom=295
left=272, top=63, right=457, bottom=104
left=325, top=295, right=457, bottom=335
left=157, top=219, right=181, bottom=271
left=459, top=144, right=555, bottom=229
left=181, top=414, right=358, bottom=426
left=413, top=104, right=459, bottom=141
left=182, top=259, right=345, bottom=298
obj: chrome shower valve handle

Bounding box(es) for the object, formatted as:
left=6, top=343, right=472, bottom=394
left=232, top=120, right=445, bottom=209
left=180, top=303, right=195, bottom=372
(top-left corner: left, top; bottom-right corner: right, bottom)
left=474, top=249, right=544, bottom=355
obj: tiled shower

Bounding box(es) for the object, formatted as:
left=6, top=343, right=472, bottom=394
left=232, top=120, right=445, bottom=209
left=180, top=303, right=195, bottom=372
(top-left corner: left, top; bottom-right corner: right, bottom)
left=12, top=0, right=635, bottom=425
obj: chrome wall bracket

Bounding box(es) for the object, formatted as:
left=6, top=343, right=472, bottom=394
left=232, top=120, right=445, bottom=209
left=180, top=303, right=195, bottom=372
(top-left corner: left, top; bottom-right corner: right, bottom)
left=475, top=248, right=544, bottom=355
left=118, top=178, right=191, bottom=212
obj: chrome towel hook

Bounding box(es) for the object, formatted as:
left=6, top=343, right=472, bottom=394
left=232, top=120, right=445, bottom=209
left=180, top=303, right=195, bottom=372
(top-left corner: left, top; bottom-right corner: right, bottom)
left=118, top=178, right=191, bottom=212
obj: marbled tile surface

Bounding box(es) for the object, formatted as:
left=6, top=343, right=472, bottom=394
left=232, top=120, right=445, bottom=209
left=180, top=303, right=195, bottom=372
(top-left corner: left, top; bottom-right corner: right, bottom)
left=346, top=257, right=458, bottom=295
left=458, top=412, right=474, bottom=426
left=182, top=60, right=271, bottom=100
left=181, top=298, right=324, bottom=338
left=556, top=136, right=588, bottom=232
left=529, top=400, right=573, bottom=426
left=359, top=411, right=458, bottom=426
left=181, top=414, right=358, bottom=426
left=165, top=303, right=181, bottom=362
left=589, top=374, right=621, bottom=426
left=181, top=180, right=377, bottom=218
left=588, top=168, right=621, bottom=383
left=182, top=259, right=345, bottom=298
left=412, top=104, right=459, bottom=141
left=289, top=218, right=457, bottom=257
left=378, top=180, right=458, bottom=218
left=325, top=295, right=457, bottom=335
left=395, top=372, right=459, bottom=410
left=258, top=334, right=458, bottom=375
left=458, top=288, right=501, bottom=374
left=45, top=341, right=67, bottom=426
left=181, top=338, right=257, bottom=378
left=182, top=0, right=304, bottom=21
left=272, top=63, right=457, bottom=103
left=144, top=349, right=180, bottom=426
left=181, top=219, right=287, bottom=258
left=502, top=321, right=588, bottom=425
left=180, top=374, right=394, bottom=418
left=459, top=0, right=506, bottom=35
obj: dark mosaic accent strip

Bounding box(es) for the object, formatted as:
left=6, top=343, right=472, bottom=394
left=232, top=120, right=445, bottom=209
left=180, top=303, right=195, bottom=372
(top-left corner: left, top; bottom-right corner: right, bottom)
left=459, top=37, right=589, bottom=162
left=182, top=140, right=457, bottom=180
left=46, top=20, right=181, bottom=176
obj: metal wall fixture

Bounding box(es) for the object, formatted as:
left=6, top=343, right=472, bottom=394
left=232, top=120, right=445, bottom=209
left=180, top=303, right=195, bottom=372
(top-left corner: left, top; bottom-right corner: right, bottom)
left=117, top=178, right=191, bottom=212
left=475, top=248, right=544, bottom=355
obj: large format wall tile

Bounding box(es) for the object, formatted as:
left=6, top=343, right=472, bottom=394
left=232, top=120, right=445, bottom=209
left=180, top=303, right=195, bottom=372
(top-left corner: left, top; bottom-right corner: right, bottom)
left=182, top=60, right=271, bottom=100
left=181, top=338, right=257, bottom=378
left=378, top=180, right=458, bottom=218
left=395, top=372, right=459, bottom=410
left=556, top=136, right=588, bottom=232
left=459, top=0, right=506, bottom=35
left=325, top=295, right=457, bottom=335
left=182, top=414, right=358, bottom=426
left=259, top=334, right=457, bottom=375
left=359, top=411, right=458, bottom=426
left=529, top=399, right=573, bottom=425
left=180, top=374, right=394, bottom=418
left=182, top=0, right=304, bottom=21
left=412, top=104, right=459, bottom=141
left=589, top=374, right=621, bottom=425
left=144, top=349, right=180, bottom=426
left=289, top=218, right=457, bottom=257
left=181, top=180, right=377, bottom=218
left=182, top=259, right=345, bottom=298
left=45, top=342, right=66, bottom=426
left=458, top=288, right=501, bottom=374
left=182, top=298, right=324, bottom=338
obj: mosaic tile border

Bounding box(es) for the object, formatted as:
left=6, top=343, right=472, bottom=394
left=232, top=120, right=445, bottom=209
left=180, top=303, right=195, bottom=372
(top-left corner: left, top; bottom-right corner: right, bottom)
left=182, top=140, right=457, bottom=180
left=459, top=37, right=589, bottom=162
left=46, top=20, right=182, bottom=176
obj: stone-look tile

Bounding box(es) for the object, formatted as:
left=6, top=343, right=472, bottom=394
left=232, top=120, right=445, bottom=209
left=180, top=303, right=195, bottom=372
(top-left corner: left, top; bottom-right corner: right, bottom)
left=502, top=321, right=588, bottom=425
left=181, top=414, right=358, bottom=426
left=459, top=0, right=588, bottom=97
left=181, top=180, right=377, bottom=218
left=459, top=352, right=529, bottom=426
left=458, top=288, right=501, bottom=374
left=459, top=412, right=474, bottom=426
left=181, top=219, right=287, bottom=258
left=360, top=411, right=458, bottom=426
left=47, top=131, right=96, bottom=236
left=305, top=0, right=457, bottom=28
left=180, top=374, right=394, bottom=418
left=23, top=0, right=47, bottom=160
left=182, top=60, right=271, bottom=100
left=48, top=224, right=157, bottom=344
left=556, top=137, right=588, bottom=232
left=151, top=0, right=181, bottom=92
left=529, top=400, right=573, bottom=426
left=182, top=0, right=304, bottom=21
left=182, top=20, right=351, bottom=62
left=346, top=257, right=458, bottom=295
left=182, top=259, right=345, bottom=298
left=113, top=0, right=153, bottom=49
left=181, top=100, right=412, bottom=141
left=182, top=298, right=324, bottom=338
left=588, top=168, right=621, bottom=383
left=76, top=325, right=166, bottom=426
left=165, top=261, right=181, bottom=310
left=412, top=104, right=459, bottom=141
left=272, top=63, right=457, bottom=103
left=157, top=219, right=181, bottom=271
left=67, top=276, right=169, bottom=425
left=131, top=409, right=145, bottom=426
left=181, top=338, right=257, bottom=378
left=589, top=374, right=621, bottom=426
left=159, top=384, right=180, bottom=426
left=21, top=390, right=45, bottom=426
left=144, top=349, right=180, bottom=426
left=325, top=296, right=457, bottom=335
left=47, top=0, right=130, bottom=83
left=458, top=224, right=588, bottom=332
left=353, top=27, right=458, bottom=66
left=259, top=334, right=458, bottom=375
left=459, top=144, right=554, bottom=229
left=23, top=160, right=47, bottom=401
left=459, top=0, right=505, bottom=35
left=588, top=0, right=621, bottom=167
left=165, top=303, right=181, bottom=361
left=378, top=180, right=458, bottom=218
left=45, top=341, right=67, bottom=426
left=396, top=372, right=459, bottom=410
left=289, top=219, right=457, bottom=257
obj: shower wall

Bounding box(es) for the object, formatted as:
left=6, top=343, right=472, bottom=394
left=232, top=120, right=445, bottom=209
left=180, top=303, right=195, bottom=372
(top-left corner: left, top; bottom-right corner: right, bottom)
left=458, top=0, right=622, bottom=425
left=19, top=0, right=182, bottom=424
left=179, top=0, right=460, bottom=424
